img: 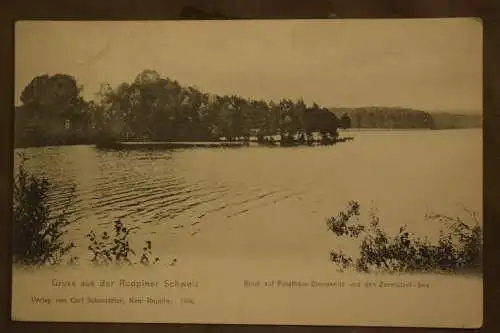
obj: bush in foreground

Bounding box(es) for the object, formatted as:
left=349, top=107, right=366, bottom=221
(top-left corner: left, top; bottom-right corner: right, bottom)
left=12, top=153, right=76, bottom=266
left=327, top=201, right=482, bottom=274
left=86, top=220, right=160, bottom=267
left=13, top=156, right=161, bottom=267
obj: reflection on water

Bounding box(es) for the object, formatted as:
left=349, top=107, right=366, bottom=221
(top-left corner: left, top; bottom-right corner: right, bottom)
left=14, top=129, right=482, bottom=260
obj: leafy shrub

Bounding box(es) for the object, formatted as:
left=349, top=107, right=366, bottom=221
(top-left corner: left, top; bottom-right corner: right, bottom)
left=12, top=154, right=161, bottom=268
left=86, top=220, right=160, bottom=267
left=12, top=154, right=76, bottom=266
left=327, top=200, right=364, bottom=237
left=328, top=201, right=483, bottom=274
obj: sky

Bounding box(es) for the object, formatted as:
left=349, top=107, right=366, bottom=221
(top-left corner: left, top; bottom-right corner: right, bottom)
left=15, top=18, right=482, bottom=114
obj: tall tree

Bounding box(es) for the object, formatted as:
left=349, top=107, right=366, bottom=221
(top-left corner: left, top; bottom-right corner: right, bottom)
left=340, top=113, right=352, bottom=129
left=16, top=74, right=87, bottom=147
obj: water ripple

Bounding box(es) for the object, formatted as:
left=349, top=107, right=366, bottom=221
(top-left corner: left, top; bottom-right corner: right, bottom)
left=13, top=130, right=482, bottom=249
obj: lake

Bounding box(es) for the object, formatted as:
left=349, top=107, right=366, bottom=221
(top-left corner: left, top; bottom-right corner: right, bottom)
left=14, top=129, right=482, bottom=265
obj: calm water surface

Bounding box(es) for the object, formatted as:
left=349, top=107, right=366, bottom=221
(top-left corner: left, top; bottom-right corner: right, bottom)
left=15, top=129, right=482, bottom=262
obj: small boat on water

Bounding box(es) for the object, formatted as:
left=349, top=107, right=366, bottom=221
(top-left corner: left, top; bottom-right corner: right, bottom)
left=95, top=141, right=248, bottom=150
left=95, top=137, right=354, bottom=150
left=337, top=136, right=354, bottom=142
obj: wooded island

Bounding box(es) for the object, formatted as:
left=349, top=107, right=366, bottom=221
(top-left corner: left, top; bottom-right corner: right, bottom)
left=14, top=70, right=480, bottom=148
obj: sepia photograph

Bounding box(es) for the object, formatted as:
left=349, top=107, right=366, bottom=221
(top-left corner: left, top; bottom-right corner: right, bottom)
left=11, top=18, right=482, bottom=328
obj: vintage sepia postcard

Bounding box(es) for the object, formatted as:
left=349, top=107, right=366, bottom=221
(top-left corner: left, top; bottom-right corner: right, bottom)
left=11, top=18, right=482, bottom=328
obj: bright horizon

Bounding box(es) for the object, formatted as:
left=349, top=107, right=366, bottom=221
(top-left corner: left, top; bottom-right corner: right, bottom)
left=15, top=19, right=482, bottom=114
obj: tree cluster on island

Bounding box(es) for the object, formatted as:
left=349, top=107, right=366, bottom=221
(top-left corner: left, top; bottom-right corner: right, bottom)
left=15, top=70, right=344, bottom=148
left=14, top=70, right=481, bottom=148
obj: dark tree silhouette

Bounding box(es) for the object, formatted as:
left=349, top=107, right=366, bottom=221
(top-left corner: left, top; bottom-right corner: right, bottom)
left=340, top=113, right=352, bottom=129
left=15, top=71, right=346, bottom=147
left=16, top=74, right=90, bottom=147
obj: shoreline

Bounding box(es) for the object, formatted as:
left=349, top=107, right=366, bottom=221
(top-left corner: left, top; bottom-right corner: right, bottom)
left=13, top=127, right=481, bottom=149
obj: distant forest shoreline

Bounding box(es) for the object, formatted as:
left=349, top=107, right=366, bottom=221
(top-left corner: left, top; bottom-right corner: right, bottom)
left=330, top=107, right=481, bottom=130
left=14, top=71, right=481, bottom=149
